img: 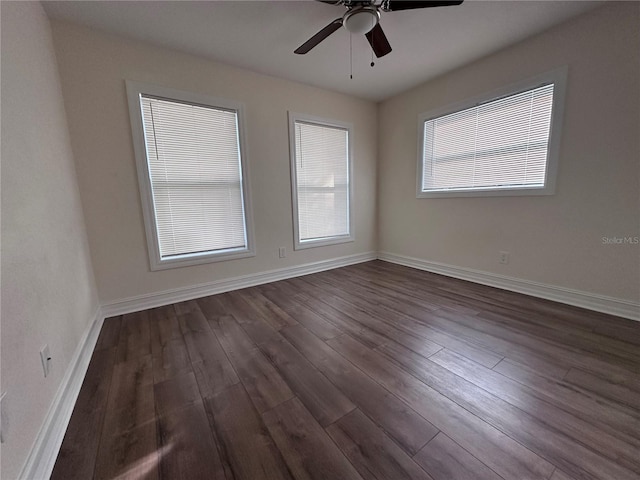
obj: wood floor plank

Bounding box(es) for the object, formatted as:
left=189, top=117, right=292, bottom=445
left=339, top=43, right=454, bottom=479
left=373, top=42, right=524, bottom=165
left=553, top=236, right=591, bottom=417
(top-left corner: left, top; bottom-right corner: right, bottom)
left=181, top=312, right=241, bottom=397
left=205, top=313, right=294, bottom=412
left=328, top=333, right=555, bottom=480
left=218, top=291, right=285, bottom=345
left=592, top=321, right=640, bottom=346
left=493, top=358, right=640, bottom=441
left=336, top=263, right=478, bottom=315
left=215, top=290, right=259, bottom=322
left=427, top=306, right=640, bottom=385
left=173, top=299, right=202, bottom=316
left=229, top=349, right=295, bottom=413
left=493, top=354, right=569, bottom=380
left=149, top=305, right=181, bottom=342
left=180, top=313, right=235, bottom=367
left=157, top=401, right=226, bottom=479
left=151, top=337, right=192, bottom=383
left=321, top=268, right=442, bottom=315
left=195, top=294, right=227, bottom=319
left=284, top=303, right=344, bottom=340
left=413, top=433, right=503, bottom=480
left=51, top=348, right=117, bottom=480
left=262, top=397, right=363, bottom=480
left=192, top=356, right=240, bottom=398
left=241, top=287, right=298, bottom=330
left=564, top=367, right=640, bottom=410
left=302, top=271, right=440, bottom=330
left=102, top=354, right=155, bottom=435
left=478, top=309, right=640, bottom=365
left=304, top=277, right=503, bottom=368
left=95, top=316, right=122, bottom=351
left=259, top=337, right=356, bottom=426
left=154, top=371, right=201, bottom=417
left=279, top=323, right=338, bottom=365
left=94, top=421, right=159, bottom=480
left=116, top=310, right=152, bottom=364
left=360, top=261, right=622, bottom=336
left=148, top=309, right=192, bottom=382
left=298, top=276, right=445, bottom=360
left=206, top=313, right=258, bottom=359
left=204, top=383, right=293, bottom=480
left=178, top=309, right=212, bottom=336
left=281, top=323, right=439, bottom=455
left=290, top=290, right=389, bottom=349
left=182, top=327, right=236, bottom=373
left=326, top=408, right=434, bottom=480
left=551, top=469, right=579, bottom=480
left=426, top=348, right=640, bottom=479
left=258, top=285, right=343, bottom=340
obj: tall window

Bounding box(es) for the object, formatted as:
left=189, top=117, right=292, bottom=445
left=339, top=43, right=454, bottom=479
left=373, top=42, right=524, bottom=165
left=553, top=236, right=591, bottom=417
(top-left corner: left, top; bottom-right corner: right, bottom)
left=126, top=81, right=253, bottom=270
left=417, top=68, right=567, bottom=198
left=289, top=113, right=353, bottom=249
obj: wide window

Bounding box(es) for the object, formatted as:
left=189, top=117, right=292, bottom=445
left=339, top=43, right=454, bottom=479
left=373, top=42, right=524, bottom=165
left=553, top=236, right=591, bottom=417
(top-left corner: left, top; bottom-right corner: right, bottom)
left=289, top=113, right=353, bottom=249
left=417, top=68, right=567, bottom=198
left=126, top=81, right=254, bottom=270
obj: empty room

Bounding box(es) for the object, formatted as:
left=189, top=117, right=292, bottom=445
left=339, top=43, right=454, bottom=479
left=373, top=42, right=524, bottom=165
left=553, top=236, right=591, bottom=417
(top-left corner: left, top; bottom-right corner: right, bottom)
left=2, top=1, right=639, bottom=479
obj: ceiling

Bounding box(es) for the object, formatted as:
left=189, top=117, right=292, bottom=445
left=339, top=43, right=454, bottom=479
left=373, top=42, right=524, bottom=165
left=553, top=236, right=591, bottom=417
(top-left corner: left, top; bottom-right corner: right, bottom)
left=43, top=0, right=603, bottom=101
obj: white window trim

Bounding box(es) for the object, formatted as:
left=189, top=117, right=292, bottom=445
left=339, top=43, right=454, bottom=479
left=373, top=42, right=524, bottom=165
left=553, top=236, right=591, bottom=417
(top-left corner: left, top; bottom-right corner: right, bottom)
left=288, top=112, right=355, bottom=250
left=126, top=80, right=255, bottom=271
left=416, top=66, right=568, bottom=198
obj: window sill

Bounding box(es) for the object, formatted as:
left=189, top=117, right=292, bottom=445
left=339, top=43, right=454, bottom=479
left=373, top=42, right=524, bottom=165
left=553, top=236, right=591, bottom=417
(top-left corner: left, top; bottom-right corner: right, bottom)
left=150, top=247, right=255, bottom=271
left=294, top=235, right=354, bottom=251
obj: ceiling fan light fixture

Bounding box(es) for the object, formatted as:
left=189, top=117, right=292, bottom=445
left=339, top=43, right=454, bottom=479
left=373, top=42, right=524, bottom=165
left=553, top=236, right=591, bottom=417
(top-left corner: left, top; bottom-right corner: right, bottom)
left=343, top=7, right=379, bottom=35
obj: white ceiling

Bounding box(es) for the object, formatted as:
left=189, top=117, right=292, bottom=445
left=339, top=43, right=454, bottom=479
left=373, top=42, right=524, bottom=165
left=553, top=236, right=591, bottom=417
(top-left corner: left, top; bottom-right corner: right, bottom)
left=43, top=0, right=603, bottom=101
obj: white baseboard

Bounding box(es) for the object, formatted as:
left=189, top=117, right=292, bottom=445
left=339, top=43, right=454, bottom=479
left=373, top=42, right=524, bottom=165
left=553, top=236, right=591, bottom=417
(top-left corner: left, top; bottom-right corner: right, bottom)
left=101, top=251, right=377, bottom=318
left=19, top=307, right=105, bottom=480
left=378, top=251, right=640, bottom=321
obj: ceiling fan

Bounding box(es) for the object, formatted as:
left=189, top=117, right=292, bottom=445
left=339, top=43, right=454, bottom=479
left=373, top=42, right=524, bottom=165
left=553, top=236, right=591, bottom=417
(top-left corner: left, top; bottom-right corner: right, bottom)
left=295, top=0, right=464, bottom=58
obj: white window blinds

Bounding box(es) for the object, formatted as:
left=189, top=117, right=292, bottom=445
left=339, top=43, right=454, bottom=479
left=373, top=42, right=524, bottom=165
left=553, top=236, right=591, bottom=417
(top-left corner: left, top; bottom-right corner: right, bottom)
left=422, top=83, right=554, bottom=192
left=140, top=95, right=248, bottom=259
left=293, top=120, right=350, bottom=244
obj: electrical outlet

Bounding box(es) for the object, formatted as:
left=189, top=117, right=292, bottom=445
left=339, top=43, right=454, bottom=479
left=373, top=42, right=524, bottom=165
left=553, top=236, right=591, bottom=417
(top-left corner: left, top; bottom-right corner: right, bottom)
left=278, top=247, right=286, bottom=258
left=40, top=345, right=52, bottom=377
left=499, top=251, right=510, bottom=264
left=1, top=391, right=7, bottom=443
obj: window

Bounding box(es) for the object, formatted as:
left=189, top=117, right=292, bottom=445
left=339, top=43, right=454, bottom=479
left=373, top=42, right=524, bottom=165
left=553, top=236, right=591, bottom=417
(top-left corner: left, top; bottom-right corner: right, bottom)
left=289, top=113, right=353, bottom=249
left=417, top=67, right=567, bottom=198
left=126, top=81, right=254, bottom=270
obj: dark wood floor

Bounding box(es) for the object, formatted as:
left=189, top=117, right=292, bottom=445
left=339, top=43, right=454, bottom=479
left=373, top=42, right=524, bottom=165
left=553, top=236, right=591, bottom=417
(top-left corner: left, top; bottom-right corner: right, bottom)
left=51, top=260, right=640, bottom=480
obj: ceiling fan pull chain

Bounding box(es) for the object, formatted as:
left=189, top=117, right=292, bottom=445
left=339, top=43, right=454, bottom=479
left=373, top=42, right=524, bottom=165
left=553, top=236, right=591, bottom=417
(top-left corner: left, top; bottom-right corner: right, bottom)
left=350, top=33, right=353, bottom=79
left=371, top=48, right=375, bottom=68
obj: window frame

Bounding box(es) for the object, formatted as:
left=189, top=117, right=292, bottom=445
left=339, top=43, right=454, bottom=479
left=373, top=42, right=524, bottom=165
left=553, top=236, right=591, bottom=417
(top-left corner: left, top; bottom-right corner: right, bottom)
left=288, top=112, right=355, bottom=250
left=126, top=80, right=255, bottom=271
left=416, top=66, right=568, bottom=198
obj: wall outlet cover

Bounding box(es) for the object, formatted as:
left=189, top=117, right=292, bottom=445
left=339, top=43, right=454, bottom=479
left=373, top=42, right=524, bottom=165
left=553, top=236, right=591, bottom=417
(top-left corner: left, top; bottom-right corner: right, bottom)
left=40, top=345, right=52, bottom=377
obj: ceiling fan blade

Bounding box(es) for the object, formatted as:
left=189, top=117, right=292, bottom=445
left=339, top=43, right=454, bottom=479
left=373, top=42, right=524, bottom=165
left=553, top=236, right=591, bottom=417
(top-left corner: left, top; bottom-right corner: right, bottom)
left=315, top=0, right=342, bottom=4
left=383, top=0, right=463, bottom=12
left=365, top=23, right=392, bottom=58
left=295, top=18, right=343, bottom=54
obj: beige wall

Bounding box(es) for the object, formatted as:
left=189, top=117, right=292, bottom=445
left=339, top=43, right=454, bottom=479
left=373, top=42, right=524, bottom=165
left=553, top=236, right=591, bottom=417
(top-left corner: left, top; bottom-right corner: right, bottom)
left=0, top=3, right=100, bottom=478
left=378, top=2, right=639, bottom=302
left=50, top=21, right=378, bottom=305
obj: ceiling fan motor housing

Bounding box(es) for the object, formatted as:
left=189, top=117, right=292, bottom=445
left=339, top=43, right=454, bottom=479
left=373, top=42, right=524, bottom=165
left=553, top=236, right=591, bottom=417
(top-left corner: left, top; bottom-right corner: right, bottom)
left=343, top=7, right=380, bottom=34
